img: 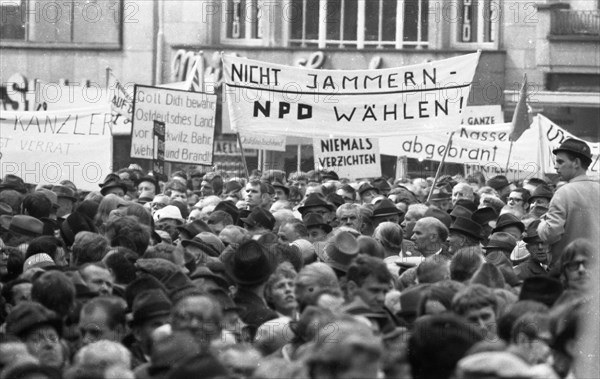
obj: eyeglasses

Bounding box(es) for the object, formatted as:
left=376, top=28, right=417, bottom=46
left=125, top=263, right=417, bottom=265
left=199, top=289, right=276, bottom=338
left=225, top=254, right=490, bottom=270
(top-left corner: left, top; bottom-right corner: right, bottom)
left=564, top=260, right=587, bottom=271
left=507, top=197, right=523, bottom=203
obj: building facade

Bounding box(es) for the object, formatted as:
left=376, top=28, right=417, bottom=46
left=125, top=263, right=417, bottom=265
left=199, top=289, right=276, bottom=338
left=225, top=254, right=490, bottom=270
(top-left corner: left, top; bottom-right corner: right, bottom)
left=1, top=0, right=598, bottom=177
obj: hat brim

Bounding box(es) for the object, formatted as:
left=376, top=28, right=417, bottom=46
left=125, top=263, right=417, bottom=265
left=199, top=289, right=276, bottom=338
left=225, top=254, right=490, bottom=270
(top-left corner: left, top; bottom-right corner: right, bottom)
left=239, top=216, right=255, bottom=227
left=222, top=252, right=273, bottom=286
left=492, top=221, right=525, bottom=234
left=449, top=227, right=482, bottom=241
left=482, top=243, right=514, bottom=252
left=297, top=204, right=336, bottom=214
left=552, top=148, right=592, bottom=165
left=181, top=239, right=220, bottom=257
left=56, top=195, right=78, bottom=202
left=100, top=184, right=129, bottom=195
left=373, top=210, right=402, bottom=218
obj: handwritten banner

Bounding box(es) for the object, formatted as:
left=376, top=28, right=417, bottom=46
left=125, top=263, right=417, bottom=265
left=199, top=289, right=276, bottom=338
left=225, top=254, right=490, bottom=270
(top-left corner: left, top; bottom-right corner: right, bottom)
left=239, top=132, right=286, bottom=152
left=0, top=106, right=113, bottom=191
left=537, top=114, right=600, bottom=176
left=131, top=85, right=217, bottom=165
left=222, top=53, right=480, bottom=138
left=380, top=115, right=600, bottom=178
left=314, top=137, right=381, bottom=180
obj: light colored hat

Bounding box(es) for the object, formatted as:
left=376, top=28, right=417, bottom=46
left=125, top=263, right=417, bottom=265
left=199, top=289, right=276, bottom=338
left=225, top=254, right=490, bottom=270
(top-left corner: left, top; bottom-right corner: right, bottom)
left=23, top=253, right=54, bottom=271
left=290, top=238, right=316, bottom=264
left=153, top=205, right=184, bottom=224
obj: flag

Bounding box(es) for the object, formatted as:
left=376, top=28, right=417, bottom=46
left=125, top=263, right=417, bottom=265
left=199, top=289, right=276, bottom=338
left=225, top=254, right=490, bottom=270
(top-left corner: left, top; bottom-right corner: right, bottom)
left=509, top=74, right=529, bottom=142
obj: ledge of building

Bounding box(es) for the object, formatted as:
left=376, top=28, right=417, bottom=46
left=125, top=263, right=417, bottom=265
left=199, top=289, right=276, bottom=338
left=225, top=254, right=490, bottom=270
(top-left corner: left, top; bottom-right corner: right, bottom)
left=536, top=2, right=570, bottom=10
left=170, top=44, right=507, bottom=55
left=504, top=90, right=600, bottom=107
left=548, top=34, right=600, bottom=42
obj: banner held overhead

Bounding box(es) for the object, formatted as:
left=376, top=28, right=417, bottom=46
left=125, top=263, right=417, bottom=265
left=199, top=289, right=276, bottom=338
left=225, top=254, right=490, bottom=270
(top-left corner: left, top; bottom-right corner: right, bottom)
left=1, top=106, right=113, bottom=191
left=131, top=85, right=217, bottom=165
left=222, top=53, right=480, bottom=138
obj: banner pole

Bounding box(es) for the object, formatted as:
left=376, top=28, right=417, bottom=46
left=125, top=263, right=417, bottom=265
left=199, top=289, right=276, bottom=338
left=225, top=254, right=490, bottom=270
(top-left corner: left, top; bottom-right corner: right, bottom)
left=427, top=132, right=455, bottom=202
left=505, top=141, right=514, bottom=174
left=105, top=67, right=111, bottom=89
left=237, top=133, right=250, bottom=178
left=537, top=115, right=545, bottom=178
left=297, top=144, right=301, bottom=173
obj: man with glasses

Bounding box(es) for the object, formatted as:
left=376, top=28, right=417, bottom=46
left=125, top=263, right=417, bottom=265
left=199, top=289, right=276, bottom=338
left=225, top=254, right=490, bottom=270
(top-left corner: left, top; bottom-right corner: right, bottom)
left=514, top=220, right=552, bottom=281
left=506, top=188, right=530, bottom=214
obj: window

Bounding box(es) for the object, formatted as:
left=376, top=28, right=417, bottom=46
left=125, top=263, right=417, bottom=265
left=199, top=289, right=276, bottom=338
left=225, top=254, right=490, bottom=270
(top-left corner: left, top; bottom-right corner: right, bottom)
left=450, top=0, right=500, bottom=49
left=0, top=0, right=122, bottom=48
left=289, top=0, right=429, bottom=49
left=221, top=0, right=263, bottom=45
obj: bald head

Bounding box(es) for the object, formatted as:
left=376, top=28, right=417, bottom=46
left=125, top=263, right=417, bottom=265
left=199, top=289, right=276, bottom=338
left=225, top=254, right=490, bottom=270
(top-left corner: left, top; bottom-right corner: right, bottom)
left=412, top=217, right=449, bottom=255
left=452, top=183, right=475, bottom=206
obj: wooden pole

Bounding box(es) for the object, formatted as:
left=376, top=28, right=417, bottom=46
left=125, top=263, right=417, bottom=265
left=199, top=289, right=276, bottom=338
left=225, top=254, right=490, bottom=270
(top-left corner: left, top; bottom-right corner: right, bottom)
left=426, top=132, right=455, bottom=202
left=237, top=133, right=250, bottom=178
left=297, top=144, right=302, bottom=173
left=105, top=67, right=111, bottom=89
left=505, top=141, right=514, bottom=174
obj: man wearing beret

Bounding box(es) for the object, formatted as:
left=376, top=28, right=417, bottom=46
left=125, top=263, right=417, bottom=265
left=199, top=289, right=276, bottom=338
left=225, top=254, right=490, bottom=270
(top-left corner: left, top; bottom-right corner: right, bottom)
left=538, top=138, right=600, bottom=270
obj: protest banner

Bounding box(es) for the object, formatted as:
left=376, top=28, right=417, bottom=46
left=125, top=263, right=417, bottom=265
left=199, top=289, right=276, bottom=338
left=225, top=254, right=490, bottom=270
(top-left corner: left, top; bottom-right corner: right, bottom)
left=380, top=114, right=600, bottom=179
left=0, top=105, right=113, bottom=191
left=222, top=53, right=480, bottom=138
left=313, top=137, right=381, bottom=180
left=130, top=85, right=217, bottom=165
left=239, top=132, right=286, bottom=152
left=36, top=78, right=132, bottom=135
left=107, top=72, right=133, bottom=135
left=537, top=114, right=600, bottom=177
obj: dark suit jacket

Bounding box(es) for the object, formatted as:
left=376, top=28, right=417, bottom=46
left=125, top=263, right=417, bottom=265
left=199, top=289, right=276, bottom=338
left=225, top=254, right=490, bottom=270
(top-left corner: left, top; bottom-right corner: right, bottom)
left=514, top=257, right=550, bottom=281
left=233, top=287, right=278, bottom=340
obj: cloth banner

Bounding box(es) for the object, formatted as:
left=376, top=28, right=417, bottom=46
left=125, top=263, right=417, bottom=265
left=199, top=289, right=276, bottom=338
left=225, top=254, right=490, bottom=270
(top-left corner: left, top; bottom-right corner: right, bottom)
left=0, top=105, right=113, bottom=191
left=313, top=137, right=381, bottom=180
left=537, top=114, right=600, bottom=177
left=380, top=114, right=600, bottom=178
left=222, top=53, right=481, bottom=138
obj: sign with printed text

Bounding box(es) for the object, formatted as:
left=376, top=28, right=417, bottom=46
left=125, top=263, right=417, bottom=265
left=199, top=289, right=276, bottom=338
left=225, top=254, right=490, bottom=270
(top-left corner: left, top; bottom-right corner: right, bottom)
left=131, top=85, right=217, bottom=165
left=460, top=105, right=504, bottom=125
left=222, top=53, right=481, bottom=138
left=313, top=137, right=381, bottom=180
left=239, top=132, right=286, bottom=152
left=0, top=105, right=113, bottom=191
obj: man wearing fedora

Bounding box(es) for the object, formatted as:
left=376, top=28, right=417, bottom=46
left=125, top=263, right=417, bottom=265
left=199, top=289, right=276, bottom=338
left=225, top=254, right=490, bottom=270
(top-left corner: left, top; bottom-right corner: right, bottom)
left=52, top=185, right=78, bottom=221
left=223, top=239, right=278, bottom=339
left=515, top=220, right=552, bottom=281
left=537, top=138, right=600, bottom=269
left=527, top=184, right=553, bottom=218
left=447, top=217, right=482, bottom=256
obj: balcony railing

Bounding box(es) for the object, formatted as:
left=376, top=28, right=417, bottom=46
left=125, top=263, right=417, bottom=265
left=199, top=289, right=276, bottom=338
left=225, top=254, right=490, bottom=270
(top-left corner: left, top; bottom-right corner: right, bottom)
left=551, top=10, right=600, bottom=36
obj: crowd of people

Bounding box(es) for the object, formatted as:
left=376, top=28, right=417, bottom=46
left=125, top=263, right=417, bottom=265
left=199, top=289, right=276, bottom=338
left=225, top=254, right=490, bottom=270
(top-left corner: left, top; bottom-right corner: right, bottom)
left=0, top=137, right=597, bottom=379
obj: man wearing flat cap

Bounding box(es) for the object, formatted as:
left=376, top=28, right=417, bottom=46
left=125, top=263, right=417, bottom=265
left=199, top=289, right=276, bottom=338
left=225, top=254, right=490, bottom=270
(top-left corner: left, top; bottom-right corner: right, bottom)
left=538, top=138, right=600, bottom=269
